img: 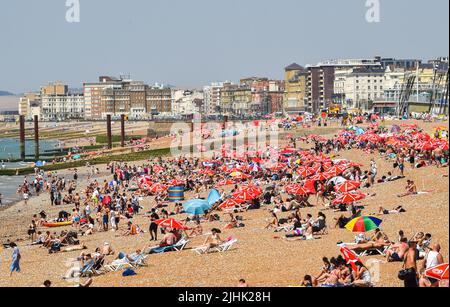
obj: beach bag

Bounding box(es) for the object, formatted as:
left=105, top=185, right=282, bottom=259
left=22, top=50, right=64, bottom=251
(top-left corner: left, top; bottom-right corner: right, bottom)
left=122, top=269, right=137, bottom=277
left=398, top=268, right=414, bottom=281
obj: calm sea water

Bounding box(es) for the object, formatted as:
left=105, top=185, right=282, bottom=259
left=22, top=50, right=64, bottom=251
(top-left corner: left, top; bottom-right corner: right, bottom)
left=0, top=138, right=60, bottom=160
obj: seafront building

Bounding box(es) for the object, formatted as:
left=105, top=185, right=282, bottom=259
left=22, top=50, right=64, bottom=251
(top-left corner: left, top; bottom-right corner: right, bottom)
left=15, top=56, right=449, bottom=120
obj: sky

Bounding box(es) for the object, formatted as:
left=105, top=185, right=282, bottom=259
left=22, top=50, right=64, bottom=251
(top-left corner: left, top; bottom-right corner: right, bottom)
left=0, top=0, right=449, bottom=93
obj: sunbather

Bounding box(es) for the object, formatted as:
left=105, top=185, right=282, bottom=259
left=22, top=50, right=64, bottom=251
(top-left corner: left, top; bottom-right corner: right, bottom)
left=196, top=228, right=224, bottom=253
left=385, top=238, right=409, bottom=262
left=378, top=206, right=406, bottom=215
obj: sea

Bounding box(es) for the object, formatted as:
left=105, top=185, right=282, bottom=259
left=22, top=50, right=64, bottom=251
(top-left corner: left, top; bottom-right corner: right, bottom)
left=0, top=138, right=60, bottom=206
left=0, top=138, right=61, bottom=160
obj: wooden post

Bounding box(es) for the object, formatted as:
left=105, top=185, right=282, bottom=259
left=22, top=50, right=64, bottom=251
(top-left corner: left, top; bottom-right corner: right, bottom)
left=107, top=115, right=112, bottom=150
left=34, top=115, right=39, bottom=160
left=120, top=114, right=125, bottom=147
left=19, top=115, right=26, bottom=160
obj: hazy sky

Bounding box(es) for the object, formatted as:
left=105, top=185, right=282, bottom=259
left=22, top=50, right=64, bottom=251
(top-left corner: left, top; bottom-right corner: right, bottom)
left=0, top=0, right=448, bottom=93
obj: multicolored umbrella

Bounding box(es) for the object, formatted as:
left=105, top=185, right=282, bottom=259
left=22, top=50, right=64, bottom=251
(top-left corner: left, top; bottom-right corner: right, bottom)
left=345, top=216, right=383, bottom=233
left=425, top=263, right=449, bottom=281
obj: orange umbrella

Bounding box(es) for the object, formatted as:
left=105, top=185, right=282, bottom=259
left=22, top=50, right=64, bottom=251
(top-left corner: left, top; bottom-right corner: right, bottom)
left=425, top=263, right=449, bottom=281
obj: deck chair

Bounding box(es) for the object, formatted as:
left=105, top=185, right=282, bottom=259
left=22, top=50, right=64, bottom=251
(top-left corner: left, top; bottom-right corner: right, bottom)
left=338, top=243, right=389, bottom=257
left=172, top=237, right=190, bottom=251
left=130, top=253, right=149, bottom=268
left=105, top=259, right=133, bottom=272
left=194, top=238, right=238, bottom=254
left=275, top=224, right=295, bottom=232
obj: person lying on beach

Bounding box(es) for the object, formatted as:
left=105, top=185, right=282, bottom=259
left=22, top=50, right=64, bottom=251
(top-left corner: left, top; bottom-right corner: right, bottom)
left=188, top=220, right=203, bottom=237
left=223, top=213, right=244, bottom=230
left=385, top=238, right=409, bottom=262
left=378, top=206, right=406, bottom=215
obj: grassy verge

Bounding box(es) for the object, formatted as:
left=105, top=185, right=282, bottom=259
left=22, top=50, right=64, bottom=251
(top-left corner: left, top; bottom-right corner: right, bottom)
left=0, top=147, right=172, bottom=176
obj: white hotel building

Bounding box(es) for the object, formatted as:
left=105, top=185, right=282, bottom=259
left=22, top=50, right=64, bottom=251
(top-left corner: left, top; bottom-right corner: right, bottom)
left=40, top=94, right=85, bottom=121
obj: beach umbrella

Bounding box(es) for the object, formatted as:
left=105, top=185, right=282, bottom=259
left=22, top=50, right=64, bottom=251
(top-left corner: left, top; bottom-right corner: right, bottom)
left=335, top=181, right=361, bottom=193
left=285, top=184, right=310, bottom=196
left=218, top=198, right=242, bottom=209
left=267, top=162, right=287, bottom=171
left=303, top=180, right=317, bottom=194
left=155, top=218, right=189, bottom=230
left=198, top=169, right=215, bottom=176
left=296, top=166, right=316, bottom=177
left=232, top=190, right=257, bottom=202
left=326, top=165, right=347, bottom=177
left=149, top=183, right=168, bottom=194
left=230, top=172, right=252, bottom=180
left=340, top=246, right=362, bottom=271
left=332, top=192, right=366, bottom=205
left=238, top=184, right=263, bottom=196
left=345, top=216, right=382, bottom=233
left=309, top=173, right=330, bottom=182
left=216, top=179, right=236, bottom=187
left=415, top=141, right=436, bottom=151
left=424, top=263, right=449, bottom=281
left=183, top=199, right=212, bottom=215
left=167, top=179, right=186, bottom=186
left=152, top=165, right=164, bottom=174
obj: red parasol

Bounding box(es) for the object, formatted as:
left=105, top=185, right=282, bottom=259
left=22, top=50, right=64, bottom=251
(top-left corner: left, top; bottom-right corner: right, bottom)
left=340, top=245, right=362, bottom=271
left=425, top=263, right=449, bottom=281
left=155, top=218, right=189, bottom=230
left=285, top=184, right=310, bottom=195
left=335, top=181, right=361, bottom=193
left=149, top=183, right=168, bottom=194
left=218, top=198, right=242, bottom=209
left=333, top=192, right=366, bottom=205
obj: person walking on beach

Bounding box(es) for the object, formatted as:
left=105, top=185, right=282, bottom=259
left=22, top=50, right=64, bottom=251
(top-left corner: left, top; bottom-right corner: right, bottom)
left=400, top=241, right=419, bottom=287
left=10, top=243, right=21, bottom=276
